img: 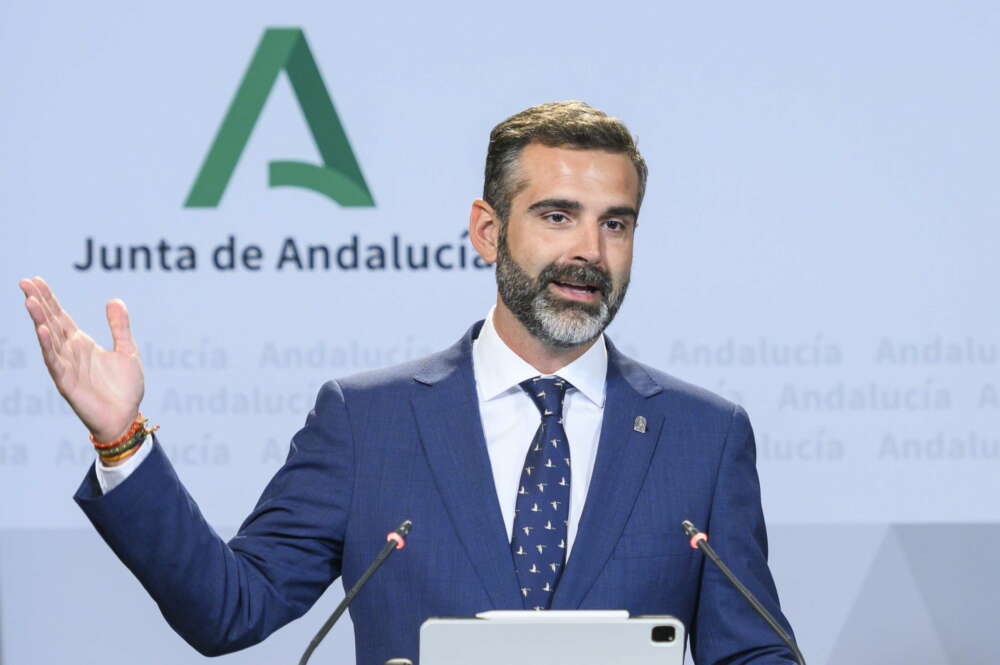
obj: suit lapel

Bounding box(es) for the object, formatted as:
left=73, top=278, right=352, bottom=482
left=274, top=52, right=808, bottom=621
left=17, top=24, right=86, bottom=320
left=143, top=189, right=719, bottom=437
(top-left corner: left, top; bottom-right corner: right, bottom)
left=552, top=343, right=664, bottom=609
left=411, top=324, right=523, bottom=609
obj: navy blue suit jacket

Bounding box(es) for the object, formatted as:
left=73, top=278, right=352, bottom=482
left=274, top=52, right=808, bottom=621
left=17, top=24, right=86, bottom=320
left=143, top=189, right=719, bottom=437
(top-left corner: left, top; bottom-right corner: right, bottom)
left=75, top=323, right=796, bottom=664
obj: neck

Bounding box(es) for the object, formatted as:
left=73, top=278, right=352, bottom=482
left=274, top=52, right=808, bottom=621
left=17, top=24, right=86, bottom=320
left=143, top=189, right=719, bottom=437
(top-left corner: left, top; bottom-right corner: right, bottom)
left=492, top=297, right=598, bottom=375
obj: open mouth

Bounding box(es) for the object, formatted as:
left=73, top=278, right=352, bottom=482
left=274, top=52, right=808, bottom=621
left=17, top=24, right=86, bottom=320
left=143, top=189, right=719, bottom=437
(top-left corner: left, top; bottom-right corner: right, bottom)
left=550, top=280, right=602, bottom=298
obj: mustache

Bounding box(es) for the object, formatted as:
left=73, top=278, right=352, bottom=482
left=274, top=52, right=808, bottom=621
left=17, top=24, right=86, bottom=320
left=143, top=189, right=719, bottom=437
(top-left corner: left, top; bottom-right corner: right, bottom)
left=536, top=262, right=613, bottom=295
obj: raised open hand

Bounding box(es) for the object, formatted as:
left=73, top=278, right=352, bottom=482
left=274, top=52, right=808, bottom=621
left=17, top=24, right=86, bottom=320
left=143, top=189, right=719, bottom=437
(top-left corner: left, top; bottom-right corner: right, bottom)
left=19, top=277, right=145, bottom=443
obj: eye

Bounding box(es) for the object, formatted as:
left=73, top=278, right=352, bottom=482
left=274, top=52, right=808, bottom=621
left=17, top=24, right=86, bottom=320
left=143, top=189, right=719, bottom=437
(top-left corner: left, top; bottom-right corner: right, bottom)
left=604, top=219, right=625, bottom=231
left=544, top=212, right=570, bottom=224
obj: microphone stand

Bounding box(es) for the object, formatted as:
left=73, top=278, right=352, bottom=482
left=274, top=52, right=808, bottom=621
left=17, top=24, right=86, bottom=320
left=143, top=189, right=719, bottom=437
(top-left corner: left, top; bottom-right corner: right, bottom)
left=681, top=520, right=805, bottom=665
left=299, top=520, right=413, bottom=665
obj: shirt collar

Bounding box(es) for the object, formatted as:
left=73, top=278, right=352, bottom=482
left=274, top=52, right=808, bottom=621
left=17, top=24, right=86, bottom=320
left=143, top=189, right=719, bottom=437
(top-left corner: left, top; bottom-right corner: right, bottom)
left=472, top=306, right=607, bottom=408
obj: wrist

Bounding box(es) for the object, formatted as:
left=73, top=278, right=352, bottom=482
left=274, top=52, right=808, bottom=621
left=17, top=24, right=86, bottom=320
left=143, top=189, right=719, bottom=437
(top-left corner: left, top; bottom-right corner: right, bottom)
left=92, top=412, right=140, bottom=444
left=91, top=414, right=158, bottom=466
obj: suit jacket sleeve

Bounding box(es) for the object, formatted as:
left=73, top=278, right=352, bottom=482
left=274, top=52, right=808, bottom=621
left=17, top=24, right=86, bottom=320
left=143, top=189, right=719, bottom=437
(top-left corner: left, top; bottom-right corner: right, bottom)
left=690, top=405, right=798, bottom=665
left=73, top=380, right=354, bottom=656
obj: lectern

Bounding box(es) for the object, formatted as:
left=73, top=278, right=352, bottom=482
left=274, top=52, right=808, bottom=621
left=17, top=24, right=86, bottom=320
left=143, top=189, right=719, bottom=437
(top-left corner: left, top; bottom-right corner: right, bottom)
left=419, top=610, right=686, bottom=665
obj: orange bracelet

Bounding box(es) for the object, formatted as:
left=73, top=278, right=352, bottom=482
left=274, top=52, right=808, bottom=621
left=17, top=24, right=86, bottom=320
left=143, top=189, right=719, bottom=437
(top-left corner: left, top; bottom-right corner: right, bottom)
left=90, top=414, right=145, bottom=449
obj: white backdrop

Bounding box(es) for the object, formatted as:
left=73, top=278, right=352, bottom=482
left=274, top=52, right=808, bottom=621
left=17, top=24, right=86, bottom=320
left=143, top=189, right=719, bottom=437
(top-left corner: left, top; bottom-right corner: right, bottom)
left=1, top=2, right=997, bottom=663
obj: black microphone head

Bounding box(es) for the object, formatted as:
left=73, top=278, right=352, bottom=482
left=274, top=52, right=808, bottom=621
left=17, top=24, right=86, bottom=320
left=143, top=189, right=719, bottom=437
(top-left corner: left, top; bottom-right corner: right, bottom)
left=681, top=520, right=700, bottom=537
left=396, top=520, right=413, bottom=537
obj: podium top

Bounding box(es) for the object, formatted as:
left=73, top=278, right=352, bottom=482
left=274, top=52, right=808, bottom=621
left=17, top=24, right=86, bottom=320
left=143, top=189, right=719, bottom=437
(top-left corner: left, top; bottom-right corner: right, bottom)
left=421, top=611, right=685, bottom=665
left=475, top=610, right=629, bottom=622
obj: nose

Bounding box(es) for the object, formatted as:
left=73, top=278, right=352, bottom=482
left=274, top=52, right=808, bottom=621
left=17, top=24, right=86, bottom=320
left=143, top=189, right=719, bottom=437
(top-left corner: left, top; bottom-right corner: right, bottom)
left=568, top=221, right=602, bottom=265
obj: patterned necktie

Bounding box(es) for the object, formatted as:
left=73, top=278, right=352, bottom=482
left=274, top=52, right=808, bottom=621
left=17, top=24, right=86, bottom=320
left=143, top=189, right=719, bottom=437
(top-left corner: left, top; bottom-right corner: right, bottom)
left=510, top=376, right=572, bottom=610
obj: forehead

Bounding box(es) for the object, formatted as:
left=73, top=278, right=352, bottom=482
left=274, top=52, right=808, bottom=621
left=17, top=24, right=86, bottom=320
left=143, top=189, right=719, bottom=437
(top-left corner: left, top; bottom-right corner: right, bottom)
left=513, top=143, right=640, bottom=207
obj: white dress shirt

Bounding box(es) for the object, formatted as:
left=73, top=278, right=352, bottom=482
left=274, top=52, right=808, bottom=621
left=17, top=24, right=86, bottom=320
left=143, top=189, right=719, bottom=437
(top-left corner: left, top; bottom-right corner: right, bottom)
left=97, top=310, right=608, bottom=557
left=471, top=307, right=607, bottom=556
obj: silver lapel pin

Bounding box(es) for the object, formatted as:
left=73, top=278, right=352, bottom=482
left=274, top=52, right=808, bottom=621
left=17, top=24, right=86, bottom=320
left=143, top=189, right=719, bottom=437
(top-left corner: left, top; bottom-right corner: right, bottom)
left=633, top=415, right=647, bottom=433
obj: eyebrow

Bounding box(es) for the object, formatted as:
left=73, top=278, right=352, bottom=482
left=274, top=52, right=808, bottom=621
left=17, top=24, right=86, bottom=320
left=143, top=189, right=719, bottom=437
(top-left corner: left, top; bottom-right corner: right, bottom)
left=527, top=198, right=582, bottom=213
left=526, top=199, right=638, bottom=220
left=603, top=205, right=639, bottom=219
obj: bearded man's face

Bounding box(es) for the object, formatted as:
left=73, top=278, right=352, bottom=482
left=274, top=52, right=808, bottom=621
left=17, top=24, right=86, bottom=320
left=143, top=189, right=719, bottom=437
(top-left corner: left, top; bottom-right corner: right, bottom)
left=491, top=144, right=637, bottom=348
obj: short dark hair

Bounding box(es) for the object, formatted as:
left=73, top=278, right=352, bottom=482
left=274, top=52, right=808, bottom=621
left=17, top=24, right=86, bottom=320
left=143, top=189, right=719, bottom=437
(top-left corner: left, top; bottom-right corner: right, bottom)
left=483, top=101, right=648, bottom=223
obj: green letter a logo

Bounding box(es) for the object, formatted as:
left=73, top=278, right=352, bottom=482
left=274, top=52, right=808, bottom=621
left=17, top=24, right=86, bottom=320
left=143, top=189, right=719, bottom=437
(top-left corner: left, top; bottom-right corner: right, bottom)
left=185, top=28, right=374, bottom=208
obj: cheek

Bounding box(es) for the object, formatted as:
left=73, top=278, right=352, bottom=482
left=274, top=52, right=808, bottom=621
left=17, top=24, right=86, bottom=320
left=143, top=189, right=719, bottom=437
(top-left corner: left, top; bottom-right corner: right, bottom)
left=511, top=241, right=560, bottom=275
left=608, top=247, right=634, bottom=282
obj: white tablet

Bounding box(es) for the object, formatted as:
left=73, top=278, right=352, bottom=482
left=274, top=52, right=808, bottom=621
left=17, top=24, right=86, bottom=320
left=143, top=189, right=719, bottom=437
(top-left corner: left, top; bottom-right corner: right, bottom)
left=420, top=610, right=685, bottom=665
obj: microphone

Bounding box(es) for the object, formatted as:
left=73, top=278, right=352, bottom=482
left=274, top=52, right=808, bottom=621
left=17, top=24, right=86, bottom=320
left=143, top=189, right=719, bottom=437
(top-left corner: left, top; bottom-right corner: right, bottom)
left=299, top=520, right=413, bottom=665
left=681, top=520, right=805, bottom=665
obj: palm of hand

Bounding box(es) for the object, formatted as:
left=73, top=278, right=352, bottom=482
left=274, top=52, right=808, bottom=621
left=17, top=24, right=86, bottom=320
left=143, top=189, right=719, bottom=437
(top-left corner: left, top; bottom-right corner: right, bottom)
left=19, top=277, right=145, bottom=442
left=60, top=330, right=145, bottom=441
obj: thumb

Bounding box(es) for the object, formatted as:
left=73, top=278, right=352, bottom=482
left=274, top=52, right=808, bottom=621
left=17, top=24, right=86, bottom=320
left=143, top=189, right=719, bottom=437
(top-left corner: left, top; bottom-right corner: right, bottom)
left=106, top=299, right=138, bottom=355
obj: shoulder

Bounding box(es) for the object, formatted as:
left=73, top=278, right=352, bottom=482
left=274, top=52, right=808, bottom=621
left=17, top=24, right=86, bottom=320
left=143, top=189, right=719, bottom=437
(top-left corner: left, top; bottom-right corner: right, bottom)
left=612, top=345, right=747, bottom=432
left=650, top=363, right=737, bottom=413
left=318, top=328, right=470, bottom=404
left=301, top=349, right=451, bottom=431
left=333, top=351, right=445, bottom=395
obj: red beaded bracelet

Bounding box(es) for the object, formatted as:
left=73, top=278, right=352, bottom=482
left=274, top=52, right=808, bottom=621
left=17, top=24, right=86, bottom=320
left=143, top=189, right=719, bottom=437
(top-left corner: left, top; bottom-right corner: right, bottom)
left=90, top=414, right=146, bottom=449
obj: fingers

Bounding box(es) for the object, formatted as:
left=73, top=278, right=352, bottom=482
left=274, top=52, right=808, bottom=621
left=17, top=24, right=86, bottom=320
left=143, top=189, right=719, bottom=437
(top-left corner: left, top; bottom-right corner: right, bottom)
left=23, top=296, right=48, bottom=335
left=106, top=299, right=138, bottom=355
left=34, top=276, right=79, bottom=339
left=35, top=323, right=68, bottom=383
left=20, top=282, right=63, bottom=348
left=19, top=277, right=66, bottom=345
left=20, top=279, right=69, bottom=378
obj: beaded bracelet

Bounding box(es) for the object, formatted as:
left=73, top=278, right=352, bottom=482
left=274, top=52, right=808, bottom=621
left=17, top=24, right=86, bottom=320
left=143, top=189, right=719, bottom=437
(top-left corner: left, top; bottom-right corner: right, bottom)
left=90, top=413, right=159, bottom=463
left=90, top=414, right=144, bottom=449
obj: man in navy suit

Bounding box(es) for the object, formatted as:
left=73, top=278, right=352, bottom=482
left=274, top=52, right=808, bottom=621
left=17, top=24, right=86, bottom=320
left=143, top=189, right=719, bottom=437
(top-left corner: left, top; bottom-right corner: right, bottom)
left=19, top=102, right=797, bottom=664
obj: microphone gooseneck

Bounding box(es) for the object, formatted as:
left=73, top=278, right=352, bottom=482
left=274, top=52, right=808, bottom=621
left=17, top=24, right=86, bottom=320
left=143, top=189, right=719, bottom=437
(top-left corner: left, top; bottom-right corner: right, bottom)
left=299, top=520, right=413, bottom=665
left=681, top=520, right=806, bottom=665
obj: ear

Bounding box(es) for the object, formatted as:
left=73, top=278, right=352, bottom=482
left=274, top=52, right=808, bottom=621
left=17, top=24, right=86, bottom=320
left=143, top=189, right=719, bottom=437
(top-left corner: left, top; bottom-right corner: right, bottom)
left=468, top=198, right=500, bottom=265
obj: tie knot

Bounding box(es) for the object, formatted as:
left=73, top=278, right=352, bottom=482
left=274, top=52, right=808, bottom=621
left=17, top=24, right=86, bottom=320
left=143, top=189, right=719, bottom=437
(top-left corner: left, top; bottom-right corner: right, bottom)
left=519, top=376, right=571, bottom=420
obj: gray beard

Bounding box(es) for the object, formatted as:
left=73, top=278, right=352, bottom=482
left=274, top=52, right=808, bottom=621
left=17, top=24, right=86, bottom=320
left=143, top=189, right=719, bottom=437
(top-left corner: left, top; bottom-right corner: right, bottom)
left=494, top=235, right=629, bottom=349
